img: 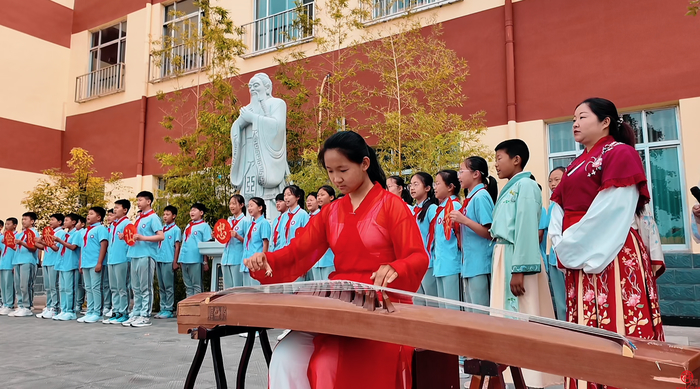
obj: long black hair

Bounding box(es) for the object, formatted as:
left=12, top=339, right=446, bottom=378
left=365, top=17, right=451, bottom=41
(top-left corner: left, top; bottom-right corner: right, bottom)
left=411, top=172, right=439, bottom=223
left=464, top=156, right=498, bottom=203
left=230, top=194, right=247, bottom=215
left=318, top=131, right=387, bottom=189
left=579, top=97, right=636, bottom=147
left=436, top=169, right=461, bottom=199
left=388, top=175, right=413, bottom=205
left=249, top=197, right=266, bottom=218
left=317, top=185, right=336, bottom=206
left=284, top=185, right=306, bottom=210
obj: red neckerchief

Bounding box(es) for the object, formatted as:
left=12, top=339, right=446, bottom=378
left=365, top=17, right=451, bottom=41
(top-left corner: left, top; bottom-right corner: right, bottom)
left=111, top=216, right=128, bottom=243
left=271, top=214, right=283, bottom=247
left=184, top=220, right=205, bottom=242
left=225, top=215, right=244, bottom=247
left=284, top=207, right=301, bottom=241
left=159, top=223, right=177, bottom=248
left=83, top=225, right=96, bottom=247
left=246, top=218, right=258, bottom=250
left=61, top=229, right=74, bottom=255
left=462, top=187, right=486, bottom=213
left=427, top=197, right=460, bottom=250
left=134, top=209, right=155, bottom=228
left=413, top=200, right=425, bottom=220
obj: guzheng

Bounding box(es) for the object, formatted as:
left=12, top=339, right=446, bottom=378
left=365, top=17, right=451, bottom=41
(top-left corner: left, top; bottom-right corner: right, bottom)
left=178, top=280, right=700, bottom=389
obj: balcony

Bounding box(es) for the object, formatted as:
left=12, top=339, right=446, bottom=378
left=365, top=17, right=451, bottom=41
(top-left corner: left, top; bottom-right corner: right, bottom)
left=241, top=2, right=315, bottom=57
left=369, top=0, right=462, bottom=23
left=75, top=63, right=125, bottom=103
left=149, top=41, right=209, bottom=83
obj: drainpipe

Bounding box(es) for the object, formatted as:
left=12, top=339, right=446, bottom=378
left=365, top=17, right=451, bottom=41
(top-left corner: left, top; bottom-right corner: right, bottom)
left=505, top=0, right=517, bottom=138
left=136, top=95, right=148, bottom=191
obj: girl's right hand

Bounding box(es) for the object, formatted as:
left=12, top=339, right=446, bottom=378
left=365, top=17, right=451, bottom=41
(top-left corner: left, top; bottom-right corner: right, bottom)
left=245, top=253, right=272, bottom=276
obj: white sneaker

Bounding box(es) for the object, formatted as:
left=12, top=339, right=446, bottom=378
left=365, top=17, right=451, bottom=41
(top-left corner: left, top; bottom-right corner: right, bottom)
left=36, top=308, right=48, bottom=318
left=7, top=309, right=19, bottom=317
left=14, top=308, right=34, bottom=317
left=103, top=309, right=113, bottom=318
left=77, top=315, right=87, bottom=323
left=122, top=315, right=139, bottom=327
left=131, top=316, right=152, bottom=327
left=277, top=329, right=291, bottom=341
left=0, top=306, right=12, bottom=315
left=41, top=309, right=56, bottom=319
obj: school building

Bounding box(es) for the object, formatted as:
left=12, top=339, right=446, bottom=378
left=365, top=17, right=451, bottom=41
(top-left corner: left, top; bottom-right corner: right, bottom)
left=1, top=0, right=700, bottom=317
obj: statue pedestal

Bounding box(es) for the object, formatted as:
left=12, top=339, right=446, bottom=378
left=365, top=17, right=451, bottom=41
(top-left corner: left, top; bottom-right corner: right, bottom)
left=198, top=241, right=225, bottom=292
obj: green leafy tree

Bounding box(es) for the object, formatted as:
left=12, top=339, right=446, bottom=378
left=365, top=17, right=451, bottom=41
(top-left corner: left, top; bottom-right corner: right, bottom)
left=688, top=0, right=700, bottom=16
left=22, top=148, right=126, bottom=228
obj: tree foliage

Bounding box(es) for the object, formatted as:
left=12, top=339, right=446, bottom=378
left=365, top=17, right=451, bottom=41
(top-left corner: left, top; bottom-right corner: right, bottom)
left=151, top=0, right=246, bottom=227
left=22, top=148, right=126, bottom=228
left=688, top=0, right=700, bottom=16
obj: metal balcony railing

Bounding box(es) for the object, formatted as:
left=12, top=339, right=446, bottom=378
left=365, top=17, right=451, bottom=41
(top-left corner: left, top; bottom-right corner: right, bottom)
left=75, top=63, right=125, bottom=103
left=149, top=41, right=208, bottom=82
left=241, top=2, right=315, bottom=55
left=371, top=0, right=459, bottom=20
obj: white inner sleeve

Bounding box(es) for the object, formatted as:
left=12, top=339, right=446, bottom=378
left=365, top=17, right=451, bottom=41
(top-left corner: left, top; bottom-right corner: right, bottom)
left=554, top=186, right=638, bottom=274
left=548, top=202, right=564, bottom=248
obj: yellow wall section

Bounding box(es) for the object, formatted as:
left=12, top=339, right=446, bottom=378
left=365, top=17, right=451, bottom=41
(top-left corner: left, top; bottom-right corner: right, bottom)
left=0, top=26, right=70, bottom=131
left=50, top=0, right=75, bottom=9
left=0, top=168, right=49, bottom=220
left=679, top=97, right=700, bottom=253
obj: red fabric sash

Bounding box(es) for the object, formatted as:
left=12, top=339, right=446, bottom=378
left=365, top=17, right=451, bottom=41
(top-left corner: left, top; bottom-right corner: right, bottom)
left=272, top=215, right=283, bottom=247
left=184, top=220, right=205, bottom=242
left=159, top=223, right=177, bottom=248
left=563, top=211, right=586, bottom=231
left=83, top=226, right=94, bottom=247
left=61, top=233, right=70, bottom=255
left=285, top=208, right=300, bottom=241
left=111, top=217, right=128, bottom=243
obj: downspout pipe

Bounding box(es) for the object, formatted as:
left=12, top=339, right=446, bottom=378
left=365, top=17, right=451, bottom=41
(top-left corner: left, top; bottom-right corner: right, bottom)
left=137, top=95, right=147, bottom=181
left=505, top=0, right=517, bottom=137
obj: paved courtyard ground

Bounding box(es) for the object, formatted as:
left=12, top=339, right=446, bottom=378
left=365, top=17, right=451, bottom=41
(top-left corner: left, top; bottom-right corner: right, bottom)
left=1, top=298, right=698, bottom=389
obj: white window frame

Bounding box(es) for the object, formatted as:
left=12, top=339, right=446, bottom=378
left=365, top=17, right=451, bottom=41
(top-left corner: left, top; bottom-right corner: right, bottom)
left=160, top=0, right=204, bottom=78
left=546, top=106, right=690, bottom=251
left=366, top=0, right=462, bottom=25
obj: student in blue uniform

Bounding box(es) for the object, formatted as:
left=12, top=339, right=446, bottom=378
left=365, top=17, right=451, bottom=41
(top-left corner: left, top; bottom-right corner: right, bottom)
left=105, top=199, right=131, bottom=324
left=0, top=220, right=3, bottom=309
left=451, top=156, right=497, bottom=309
left=176, top=202, right=212, bottom=298
left=311, top=185, right=336, bottom=281
left=431, top=170, right=462, bottom=308
left=409, top=172, right=439, bottom=305
left=77, top=207, right=109, bottom=323
left=36, top=213, right=64, bottom=319
left=281, top=185, right=310, bottom=248
left=74, top=216, right=86, bottom=314
left=0, top=218, right=17, bottom=315
left=241, top=197, right=271, bottom=287
left=155, top=205, right=181, bottom=319
left=52, top=213, right=81, bottom=321
left=101, top=209, right=114, bottom=318
left=10, top=212, right=43, bottom=317
left=123, top=191, right=164, bottom=328
left=270, top=194, right=287, bottom=252
left=545, top=167, right=567, bottom=321
left=221, top=195, right=246, bottom=289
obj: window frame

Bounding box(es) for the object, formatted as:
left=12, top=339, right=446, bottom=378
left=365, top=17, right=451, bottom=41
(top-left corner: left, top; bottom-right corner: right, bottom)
left=89, top=21, right=127, bottom=72
left=545, top=106, right=690, bottom=251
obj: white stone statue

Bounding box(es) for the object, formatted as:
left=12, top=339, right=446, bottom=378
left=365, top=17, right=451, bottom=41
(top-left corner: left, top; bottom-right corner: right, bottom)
left=230, top=73, right=289, bottom=219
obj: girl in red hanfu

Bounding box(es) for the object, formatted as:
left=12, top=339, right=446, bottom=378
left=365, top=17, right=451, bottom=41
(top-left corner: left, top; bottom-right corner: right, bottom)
left=549, top=98, right=665, bottom=389
left=245, top=130, right=429, bottom=389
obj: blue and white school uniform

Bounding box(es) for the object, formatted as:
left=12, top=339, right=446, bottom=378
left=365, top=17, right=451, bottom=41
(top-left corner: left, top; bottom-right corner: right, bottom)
left=221, top=214, right=246, bottom=288
left=412, top=200, right=438, bottom=304
left=280, top=206, right=309, bottom=281
left=13, top=228, right=39, bottom=309
left=41, top=227, right=63, bottom=312
left=79, top=223, right=109, bottom=317
left=270, top=213, right=286, bottom=252
left=543, top=203, right=566, bottom=321
left=178, top=219, right=212, bottom=297
left=155, top=222, right=182, bottom=313
left=460, top=184, right=494, bottom=308
left=55, top=228, right=80, bottom=315
left=311, top=209, right=334, bottom=281
left=108, top=216, right=131, bottom=318
left=126, top=210, right=163, bottom=318
left=433, top=196, right=462, bottom=307
left=241, top=216, right=271, bottom=287
left=0, top=235, right=16, bottom=310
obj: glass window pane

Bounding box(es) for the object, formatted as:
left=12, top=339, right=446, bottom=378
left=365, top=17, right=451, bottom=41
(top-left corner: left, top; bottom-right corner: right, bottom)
left=100, top=42, right=119, bottom=67
left=89, top=49, right=99, bottom=71
left=257, top=0, right=268, bottom=18
left=165, top=4, right=175, bottom=21
left=91, top=31, right=100, bottom=48
left=121, top=21, right=127, bottom=37
left=176, top=0, right=200, bottom=16
left=101, top=25, right=120, bottom=44
left=649, top=146, right=685, bottom=245
left=646, top=109, right=678, bottom=143
left=119, top=40, right=126, bottom=63
left=548, top=122, right=576, bottom=154
left=637, top=149, right=647, bottom=175
left=270, top=0, right=289, bottom=15
left=550, top=156, right=575, bottom=170
left=623, top=112, right=643, bottom=145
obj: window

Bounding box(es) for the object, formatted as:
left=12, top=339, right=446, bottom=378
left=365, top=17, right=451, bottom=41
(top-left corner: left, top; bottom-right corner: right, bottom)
left=371, top=0, right=460, bottom=20
left=75, top=22, right=127, bottom=102
left=158, top=0, right=205, bottom=78
left=243, top=0, right=314, bottom=54
left=547, top=107, right=689, bottom=249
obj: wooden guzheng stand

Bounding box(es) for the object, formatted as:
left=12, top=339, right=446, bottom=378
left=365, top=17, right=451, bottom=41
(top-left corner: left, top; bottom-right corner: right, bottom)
left=177, top=281, right=700, bottom=389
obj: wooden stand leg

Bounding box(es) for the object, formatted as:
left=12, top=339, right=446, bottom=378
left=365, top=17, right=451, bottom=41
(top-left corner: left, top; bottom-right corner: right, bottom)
left=258, top=330, right=273, bottom=367
left=184, top=338, right=209, bottom=389
left=211, top=336, right=228, bottom=389
left=236, top=331, right=257, bottom=389
left=509, top=366, right=527, bottom=389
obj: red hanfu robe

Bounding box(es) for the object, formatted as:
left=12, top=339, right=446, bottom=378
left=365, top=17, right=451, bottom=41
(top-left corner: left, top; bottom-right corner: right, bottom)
left=551, top=136, right=665, bottom=389
left=251, top=183, right=429, bottom=389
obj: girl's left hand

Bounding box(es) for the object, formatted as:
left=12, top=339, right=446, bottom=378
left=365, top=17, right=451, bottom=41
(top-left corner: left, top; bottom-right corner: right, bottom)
left=371, top=265, right=398, bottom=287
left=449, top=210, right=467, bottom=225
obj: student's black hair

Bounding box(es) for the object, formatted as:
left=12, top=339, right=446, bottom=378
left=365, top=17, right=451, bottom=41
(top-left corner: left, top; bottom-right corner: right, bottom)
left=136, top=191, right=154, bottom=204
left=318, top=131, right=387, bottom=189
left=550, top=166, right=566, bottom=175
left=530, top=174, right=543, bottom=191
left=164, top=205, right=178, bottom=216
left=191, top=202, right=207, bottom=213
left=6, top=217, right=18, bottom=226
left=230, top=194, right=247, bottom=215
left=0, top=220, right=4, bottom=227
left=89, top=206, right=106, bottom=222
left=284, top=185, right=306, bottom=209
left=464, top=156, right=498, bottom=203
left=107, top=208, right=114, bottom=214
left=318, top=185, right=336, bottom=201
left=307, top=191, right=318, bottom=199
left=388, top=175, right=413, bottom=205
left=49, top=213, right=65, bottom=224
left=22, top=212, right=38, bottom=222
left=115, top=199, right=131, bottom=212
left=411, top=172, right=439, bottom=223
left=495, top=139, right=530, bottom=168
left=436, top=170, right=461, bottom=198
left=578, top=97, right=636, bottom=147
left=249, top=197, right=267, bottom=218
left=275, top=193, right=285, bottom=202
left=78, top=216, right=87, bottom=225
left=64, top=213, right=80, bottom=224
